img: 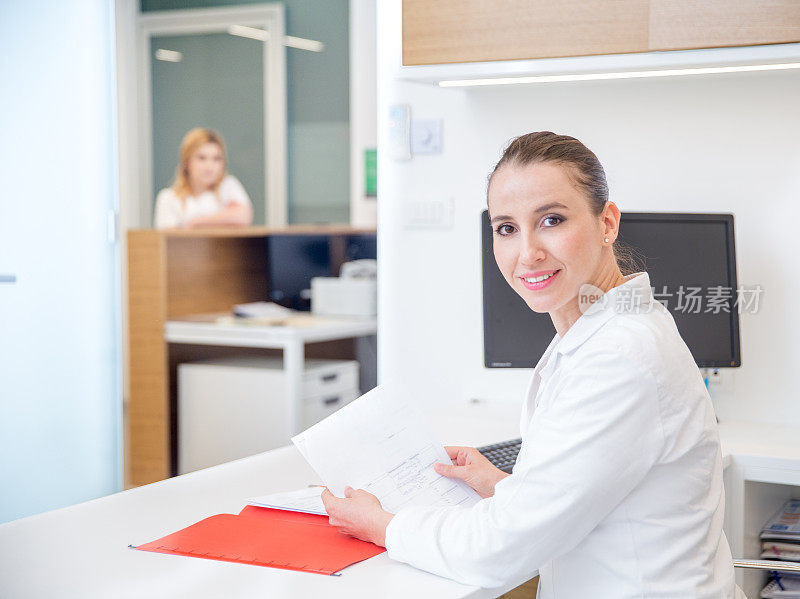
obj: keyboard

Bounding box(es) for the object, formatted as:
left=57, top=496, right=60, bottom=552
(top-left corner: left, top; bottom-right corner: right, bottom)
left=477, top=438, right=522, bottom=474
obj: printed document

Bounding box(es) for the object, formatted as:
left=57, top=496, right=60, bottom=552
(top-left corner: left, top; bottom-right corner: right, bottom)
left=248, top=487, right=326, bottom=516
left=291, top=386, right=481, bottom=513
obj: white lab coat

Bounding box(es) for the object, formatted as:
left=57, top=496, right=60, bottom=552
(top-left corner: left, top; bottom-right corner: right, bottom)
left=153, top=174, right=251, bottom=229
left=385, top=272, right=740, bottom=598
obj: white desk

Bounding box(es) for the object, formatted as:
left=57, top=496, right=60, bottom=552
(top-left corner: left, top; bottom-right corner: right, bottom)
left=165, top=314, right=378, bottom=435
left=2, top=400, right=798, bottom=599
left=0, top=399, right=523, bottom=599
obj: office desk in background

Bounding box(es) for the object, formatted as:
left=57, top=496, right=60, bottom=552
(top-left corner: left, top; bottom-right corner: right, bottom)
left=166, top=313, right=378, bottom=449
left=127, top=226, right=376, bottom=487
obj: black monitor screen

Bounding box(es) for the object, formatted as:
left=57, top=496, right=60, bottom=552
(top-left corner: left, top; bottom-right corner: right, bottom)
left=267, top=234, right=377, bottom=311
left=482, top=211, right=740, bottom=369
left=267, top=235, right=331, bottom=311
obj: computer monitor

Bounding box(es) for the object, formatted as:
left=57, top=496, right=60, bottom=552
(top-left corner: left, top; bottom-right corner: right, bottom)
left=267, top=234, right=377, bottom=311
left=481, top=211, right=741, bottom=369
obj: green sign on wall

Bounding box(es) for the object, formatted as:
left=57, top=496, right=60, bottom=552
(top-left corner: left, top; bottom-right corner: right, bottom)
left=365, top=148, right=377, bottom=197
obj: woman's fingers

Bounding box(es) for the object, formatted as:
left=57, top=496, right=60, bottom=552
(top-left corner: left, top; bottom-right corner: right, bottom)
left=321, top=487, right=347, bottom=515
left=434, top=461, right=466, bottom=480
left=444, top=445, right=467, bottom=460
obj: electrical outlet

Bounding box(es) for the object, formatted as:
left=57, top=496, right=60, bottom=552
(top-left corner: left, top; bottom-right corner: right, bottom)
left=404, top=197, right=454, bottom=229
left=707, top=368, right=723, bottom=386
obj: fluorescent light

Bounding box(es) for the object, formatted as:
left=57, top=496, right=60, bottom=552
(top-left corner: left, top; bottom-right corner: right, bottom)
left=438, top=62, right=800, bottom=87
left=155, top=49, right=182, bottom=63
left=228, top=24, right=269, bottom=42
left=228, top=24, right=324, bottom=52
left=284, top=35, right=324, bottom=53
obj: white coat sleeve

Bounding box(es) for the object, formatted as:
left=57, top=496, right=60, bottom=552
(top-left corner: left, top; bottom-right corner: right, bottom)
left=384, top=346, right=663, bottom=588
left=153, top=189, right=181, bottom=229
left=218, top=175, right=251, bottom=208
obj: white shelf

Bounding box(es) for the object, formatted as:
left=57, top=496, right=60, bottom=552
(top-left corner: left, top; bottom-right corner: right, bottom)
left=718, top=420, right=800, bottom=597
left=396, top=43, right=800, bottom=87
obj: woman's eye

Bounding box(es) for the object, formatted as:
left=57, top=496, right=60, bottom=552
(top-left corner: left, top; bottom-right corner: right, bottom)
left=542, top=215, right=563, bottom=227
left=495, top=224, right=515, bottom=236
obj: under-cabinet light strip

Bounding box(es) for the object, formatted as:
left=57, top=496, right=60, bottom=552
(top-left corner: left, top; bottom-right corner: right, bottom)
left=438, top=62, right=800, bottom=87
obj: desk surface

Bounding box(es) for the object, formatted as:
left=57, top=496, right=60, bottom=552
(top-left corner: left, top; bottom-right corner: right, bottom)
left=0, top=400, right=521, bottom=599
left=3, top=399, right=798, bottom=599
left=165, top=314, right=378, bottom=347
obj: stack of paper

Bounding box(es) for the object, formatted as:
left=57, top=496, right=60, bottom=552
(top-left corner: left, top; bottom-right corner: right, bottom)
left=762, top=500, right=800, bottom=560
left=760, top=500, right=800, bottom=598
left=761, top=572, right=800, bottom=598
left=248, top=487, right=327, bottom=516
left=291, top=386, right=482, bottom=513
left=233, top=301, right=293, bottom=319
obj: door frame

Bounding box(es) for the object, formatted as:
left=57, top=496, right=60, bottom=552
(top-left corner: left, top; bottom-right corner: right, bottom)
left=132, top=4, right=287, bottom=227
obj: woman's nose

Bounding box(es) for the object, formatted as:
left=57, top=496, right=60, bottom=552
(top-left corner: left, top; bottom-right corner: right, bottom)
left=519, top=235, right=545, bottom=265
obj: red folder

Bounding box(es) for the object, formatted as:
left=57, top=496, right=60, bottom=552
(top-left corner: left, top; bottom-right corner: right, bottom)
left=134, top=505, right=385, bottom=575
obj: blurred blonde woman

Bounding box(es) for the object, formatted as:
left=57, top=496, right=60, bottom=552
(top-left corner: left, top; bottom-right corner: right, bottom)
left=154, top=128, right=253, bottom=229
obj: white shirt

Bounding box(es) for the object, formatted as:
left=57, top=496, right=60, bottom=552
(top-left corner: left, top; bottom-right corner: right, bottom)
left=386, top=272, right=740, bottom=598
left=153, top=174, right=251, bottom=229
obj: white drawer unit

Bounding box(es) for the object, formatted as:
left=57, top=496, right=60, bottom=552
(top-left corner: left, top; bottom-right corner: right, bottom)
left=178, top=357, right=359, bottom=474
left=305, top=388, right=360, bottom=428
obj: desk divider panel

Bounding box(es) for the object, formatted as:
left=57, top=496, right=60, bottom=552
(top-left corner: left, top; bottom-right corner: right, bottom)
left=166, top=237, right=270, bottom=318
left=128, top=230, right=170, bottom=487
left=127, top=227, right=375, bottom=487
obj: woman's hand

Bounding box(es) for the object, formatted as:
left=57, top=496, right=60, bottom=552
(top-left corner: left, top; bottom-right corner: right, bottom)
left=321, top=486, right=394, bottom=547
left=434, top=446, right=510, bottom=498
left=185, top=202, right=253, bottom=228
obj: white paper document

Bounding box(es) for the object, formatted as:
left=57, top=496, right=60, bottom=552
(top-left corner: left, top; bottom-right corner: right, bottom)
left=291, top=386, right=481, bottom=513
left=248, top=487, right=327, bottom=516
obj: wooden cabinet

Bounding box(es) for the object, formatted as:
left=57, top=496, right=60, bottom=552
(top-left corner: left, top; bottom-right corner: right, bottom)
left=126, top=226, right=375, bottom=487
left=402, top=0, right=800, bottom=66
left=649, top=0, right=800, bottom=51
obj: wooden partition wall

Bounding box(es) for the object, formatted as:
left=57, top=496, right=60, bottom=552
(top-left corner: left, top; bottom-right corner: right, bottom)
left=127, top=226, right=375, bottom=487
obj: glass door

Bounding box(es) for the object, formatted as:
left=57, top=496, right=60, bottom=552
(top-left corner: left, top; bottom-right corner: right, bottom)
left=0, top=0, right=121, bottom=523
left=150, top=32, right=267, bottom=224
left=138, top=5, right=287, bottom=227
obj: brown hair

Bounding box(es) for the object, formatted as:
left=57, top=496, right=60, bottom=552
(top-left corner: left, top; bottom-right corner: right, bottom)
left=171, top=127, right=228, bottom=201
left=488, top=131, right=644, bottom=276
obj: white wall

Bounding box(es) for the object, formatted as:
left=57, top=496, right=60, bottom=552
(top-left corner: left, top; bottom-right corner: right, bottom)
left=377, top=0, right=800, bottom=425
left=349, top=0, right=378, bottom=227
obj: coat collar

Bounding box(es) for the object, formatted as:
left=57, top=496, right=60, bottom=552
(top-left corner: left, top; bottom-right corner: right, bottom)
left=553, top=271, right=653, bottom=357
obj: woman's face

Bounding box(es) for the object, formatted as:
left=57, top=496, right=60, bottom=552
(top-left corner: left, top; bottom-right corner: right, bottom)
left=488, top=161, right=618, bottom=320
left=186, top=142, right=224, bottom=190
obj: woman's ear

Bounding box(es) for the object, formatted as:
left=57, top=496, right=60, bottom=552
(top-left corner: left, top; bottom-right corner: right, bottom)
left=603, top=201, right=622, bottom=242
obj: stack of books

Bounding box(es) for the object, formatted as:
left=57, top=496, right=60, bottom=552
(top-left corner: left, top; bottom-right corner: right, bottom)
left=762, top=500, right=800, bottom=561
left=760, top=499, right=800, bottom=598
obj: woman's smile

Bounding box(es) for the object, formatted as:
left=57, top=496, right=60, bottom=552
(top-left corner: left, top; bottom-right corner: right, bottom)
left=519, top=269, right=561, bottom=290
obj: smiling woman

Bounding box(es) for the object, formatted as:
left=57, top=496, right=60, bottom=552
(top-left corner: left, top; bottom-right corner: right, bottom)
left=487, top=133, right=633, bottom=336
left=322, top=132, right=744, bottom=599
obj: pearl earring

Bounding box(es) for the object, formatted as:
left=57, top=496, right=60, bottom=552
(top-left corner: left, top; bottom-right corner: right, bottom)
left=604, top=237, right=610, bottom=243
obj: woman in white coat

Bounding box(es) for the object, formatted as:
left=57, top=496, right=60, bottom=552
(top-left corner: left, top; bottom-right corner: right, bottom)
left=322, top=132, right=740, bottom=598
left=154, top=127, right=253, bottom=229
